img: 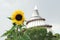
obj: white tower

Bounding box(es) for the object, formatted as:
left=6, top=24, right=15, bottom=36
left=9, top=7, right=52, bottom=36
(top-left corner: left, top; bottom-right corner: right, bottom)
left=26, top=6, right=52, bottom=32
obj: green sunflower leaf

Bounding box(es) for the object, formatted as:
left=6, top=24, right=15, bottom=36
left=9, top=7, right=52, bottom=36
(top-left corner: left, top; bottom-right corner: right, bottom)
left=1, top=25, right=16, bottom=37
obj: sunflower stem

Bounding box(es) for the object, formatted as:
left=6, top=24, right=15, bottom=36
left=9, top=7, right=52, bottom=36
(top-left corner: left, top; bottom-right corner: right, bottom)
left=16, top=25, right=19, bottom=40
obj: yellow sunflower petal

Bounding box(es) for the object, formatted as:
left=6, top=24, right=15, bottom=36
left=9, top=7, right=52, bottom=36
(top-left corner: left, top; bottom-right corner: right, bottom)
left=11, top=10, right=25, bottom=25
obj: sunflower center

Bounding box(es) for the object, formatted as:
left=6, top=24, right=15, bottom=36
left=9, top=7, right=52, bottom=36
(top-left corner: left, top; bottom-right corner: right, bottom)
left=16, top=14, right=22, bottom=21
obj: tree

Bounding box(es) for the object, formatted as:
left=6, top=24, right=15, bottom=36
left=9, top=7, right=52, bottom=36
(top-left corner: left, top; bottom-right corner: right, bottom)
left=53, top=33, right=60, bottom=40
left=24, top=27, right=47, bottom=40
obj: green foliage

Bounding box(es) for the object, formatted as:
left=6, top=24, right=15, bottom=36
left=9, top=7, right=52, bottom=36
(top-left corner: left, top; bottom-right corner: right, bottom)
left=1, top=26, right=60, bottom=40
left=1, top=25, right=16, bottom=37
left=24, top=27, right=47, bottom=40
left=53, top=33, right=60, bottom=40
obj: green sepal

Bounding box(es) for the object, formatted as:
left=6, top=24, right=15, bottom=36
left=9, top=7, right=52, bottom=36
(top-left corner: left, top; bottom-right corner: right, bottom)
left=8, top=17, right=12, bottom=20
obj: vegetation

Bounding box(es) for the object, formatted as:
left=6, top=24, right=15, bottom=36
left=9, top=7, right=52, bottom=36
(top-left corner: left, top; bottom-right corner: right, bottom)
left=1, top=26, right=60, bottom=40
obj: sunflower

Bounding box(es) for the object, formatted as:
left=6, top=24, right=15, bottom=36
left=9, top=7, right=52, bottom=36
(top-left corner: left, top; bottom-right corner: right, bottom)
left=11, top=10, right=25, bottom=25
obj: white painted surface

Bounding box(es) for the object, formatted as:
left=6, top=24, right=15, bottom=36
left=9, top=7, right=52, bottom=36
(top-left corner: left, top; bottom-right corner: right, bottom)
left=26, top=20, right=45, bottom=28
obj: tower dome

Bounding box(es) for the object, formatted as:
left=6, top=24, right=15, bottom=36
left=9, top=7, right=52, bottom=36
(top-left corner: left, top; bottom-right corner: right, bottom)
left=26, top=6, right=52, bottom=32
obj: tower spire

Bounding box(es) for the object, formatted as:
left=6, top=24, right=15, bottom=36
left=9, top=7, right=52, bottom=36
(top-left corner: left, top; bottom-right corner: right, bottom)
left=34, top=5, right=38, bottom=10
left=32, top=5, right=40, bottom=17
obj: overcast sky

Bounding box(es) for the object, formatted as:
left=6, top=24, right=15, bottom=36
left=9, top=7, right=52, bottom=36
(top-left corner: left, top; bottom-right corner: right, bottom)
left=0, top=0, right=60, bottom=40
